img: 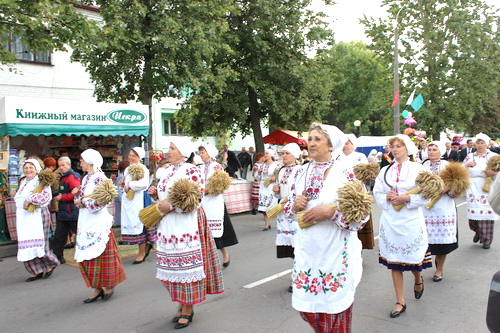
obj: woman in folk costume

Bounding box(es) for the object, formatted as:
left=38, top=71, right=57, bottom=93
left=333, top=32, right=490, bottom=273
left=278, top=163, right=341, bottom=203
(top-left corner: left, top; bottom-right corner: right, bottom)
left=199, top=143, right=239, bottom=268
left=283, top=124, right=369, bottom=333
left=463, top=133, right=499, bottom=249
left=74, top=149, right=126, bottom=303
left=15, top=159, right=60, bottom=282
left=421, top=141, right=458, bottom=282
left=373, top=134, right=431, bottom=318
left=120, top=147, right=155, bottom=264
left=250, top=152, right=265, bottom=215
left=149, top=137, right=223, bottom=330
left=256, top=148, right=280, bottom=231
left=271, top=142, right=302, bottom=291
left=339, top=134, right=375, bottom=250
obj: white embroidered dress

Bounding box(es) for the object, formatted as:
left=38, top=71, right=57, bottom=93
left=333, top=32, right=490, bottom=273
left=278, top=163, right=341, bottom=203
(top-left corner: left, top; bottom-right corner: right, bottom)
left=284, top=160, right=368, bottom=314
left=15, top=177, right=51, bottom=262
left=373, top=161, right=429, bottom=265
left=421, top=160, right=457, bottom=244
left=121, top=163, right=150, bottom=235
left=338, top=151, right=368, bottom=167
left=74, top=172, right=114, bottom=262
left=156, top=162, right=205, bottom=283
left=257, top=161, right=280, bottom=212
left=463, top=151, right=499, bottom=221
left=275, top=164, right=302, bottom=247
left=201, top=161, right=225, bottom=238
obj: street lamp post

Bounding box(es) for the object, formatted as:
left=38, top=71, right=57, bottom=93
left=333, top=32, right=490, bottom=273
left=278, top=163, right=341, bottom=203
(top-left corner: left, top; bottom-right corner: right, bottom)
left=354, top=120, right=361, bottom=136
left=393, top=7, right=404, bottom=135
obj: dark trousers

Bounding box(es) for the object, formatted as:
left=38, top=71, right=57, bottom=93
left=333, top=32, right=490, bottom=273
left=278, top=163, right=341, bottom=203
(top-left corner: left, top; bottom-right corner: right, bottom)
left=51, top=219, right=77, bottom=259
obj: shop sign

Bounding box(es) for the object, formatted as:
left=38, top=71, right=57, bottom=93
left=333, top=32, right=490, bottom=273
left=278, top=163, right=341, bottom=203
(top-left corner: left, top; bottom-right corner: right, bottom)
left=107, top=109, right=147, bottom=124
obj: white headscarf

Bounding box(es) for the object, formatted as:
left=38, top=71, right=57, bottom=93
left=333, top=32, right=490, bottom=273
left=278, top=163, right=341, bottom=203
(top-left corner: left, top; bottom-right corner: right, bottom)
left=170, top=137, right=194, bottom=159
left=132, top=146, right=146, bottom=159
left=282, top=143, right=301, bottom=159
left=200, top=143, right=219, bottom=160
left=428, top=141, right=446, bottom=157
left=312, top=123, right=347, bottom=151
left=394, top=134, right=418, bottom=157
left=345, top=133, right=358, bottom=149
left=474, top=133, right=490, bottom=144
left=369, top=149, right=377, bottom=157
left=81, top=149, right=103, bottom=169
left=265, top=148, right=276, bottom=160
left=24, top=159, right=42, bottom=173
left=192, top=154, right=203, bottom=165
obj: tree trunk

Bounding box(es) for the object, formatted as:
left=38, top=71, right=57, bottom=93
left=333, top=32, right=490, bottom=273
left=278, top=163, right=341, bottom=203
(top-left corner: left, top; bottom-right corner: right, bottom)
left=248, top=86, right=264, bottom=153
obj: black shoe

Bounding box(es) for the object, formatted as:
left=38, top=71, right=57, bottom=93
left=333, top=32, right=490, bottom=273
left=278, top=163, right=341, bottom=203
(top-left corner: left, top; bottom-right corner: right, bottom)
left=64, top=242, right=76, bottom=249
left=222, top=260, right=230, bottom=268
left=175, top=312, right=194, bottom=329
left=389, top=302, right=407, bottom=318
left=25, top=272, right=43, bottom=282
left=414, top=277, right=424, bottom=299
left=288, top=286, right=293, bottom=293
left=473, top=234, right=480, bottom=243
left=483, top=243, right=491, bottom=249
left=83, top=289, right=104, bottom=303
left=57, top=257, right=66, bottom=265
left=132, top=258, right=145, bottom=265
left=102, top=290, right=114, bottom=301
left=144, top=243, right=154, bottom=260
left=252, top=208, right=257, bottom=215
left=262, top=226, right=270, bottom=231
left=43, top=268, right=55, bottom=279
left=432, top=275, right=443, bottom=282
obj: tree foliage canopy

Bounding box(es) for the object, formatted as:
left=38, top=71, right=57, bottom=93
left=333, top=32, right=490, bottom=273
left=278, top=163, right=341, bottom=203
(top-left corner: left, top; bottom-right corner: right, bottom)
left=361, top=0, right=499, bottom=138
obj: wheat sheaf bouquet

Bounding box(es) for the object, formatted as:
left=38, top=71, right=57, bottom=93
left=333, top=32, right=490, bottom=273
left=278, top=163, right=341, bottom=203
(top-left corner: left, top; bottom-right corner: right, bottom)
left=26, top=169, right=58, bottom=212
left=84, top=179, right=118, bottom=206
left=205, top=169, right=232, bottom=196
left=353, top=162, right=380, bottom=182
left=296, top=180, right=372, bottom=229
left=425, top=162, right=470, bottom=209
left=392, top=171, right=444, bottom=211
left=483, top=155, right=500, bottom=193
left=139, top=178, right=201, bottom=228
left=125, top=164, right=145, bottom=200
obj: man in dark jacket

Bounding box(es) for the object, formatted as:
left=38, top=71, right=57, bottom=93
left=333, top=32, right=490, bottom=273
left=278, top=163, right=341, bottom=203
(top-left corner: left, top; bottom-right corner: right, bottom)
left=51, top=156, right=81, bottom=264
left=442, top=142, right=459, bottom=161
left=222, top=144, right=242, bottom=178
left=237, top=147, right=252, bottom=179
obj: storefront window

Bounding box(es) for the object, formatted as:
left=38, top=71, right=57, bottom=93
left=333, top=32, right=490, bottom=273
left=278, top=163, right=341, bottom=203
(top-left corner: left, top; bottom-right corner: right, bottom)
left=5, top=34, right=51, bottom=64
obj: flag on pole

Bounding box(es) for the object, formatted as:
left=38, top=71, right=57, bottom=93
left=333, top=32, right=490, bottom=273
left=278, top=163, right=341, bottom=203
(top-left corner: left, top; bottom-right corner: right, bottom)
left=406, top=89, right=416, bottom=105
left=411, top=93, right=424, bottom=111
left=391, top=88, right=399, bottom=107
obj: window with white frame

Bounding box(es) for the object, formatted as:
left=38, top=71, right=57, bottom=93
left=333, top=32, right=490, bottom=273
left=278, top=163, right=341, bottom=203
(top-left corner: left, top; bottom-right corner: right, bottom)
left=162, top=111, right=183, bottom=135
left=5, top=34, right=51, bottom=64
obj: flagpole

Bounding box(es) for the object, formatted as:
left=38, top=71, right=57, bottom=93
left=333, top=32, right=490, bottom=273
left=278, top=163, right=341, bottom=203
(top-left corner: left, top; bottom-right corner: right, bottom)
left=393, top=7, right=404, bottom=135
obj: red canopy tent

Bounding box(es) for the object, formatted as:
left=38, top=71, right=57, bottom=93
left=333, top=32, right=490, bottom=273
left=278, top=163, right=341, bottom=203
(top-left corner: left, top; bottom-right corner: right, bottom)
left=262, top=130, right=308, bottom=149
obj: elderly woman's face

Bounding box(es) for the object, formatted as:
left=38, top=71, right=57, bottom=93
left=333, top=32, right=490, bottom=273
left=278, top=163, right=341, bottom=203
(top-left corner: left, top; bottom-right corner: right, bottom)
left=128, top=150, right=140, bottom=164
left=342, top=140, right=354, bottom=155
left=475, top=139, right=487, bottom=151
left=168, top=143, right=184, bottom=164
left=23, top=163, right=37, bottom=179
left=79, top=158, right=91, bottom=172
left=307, top=129, right=332, bottom=162
left=390, top=139, right=408, bottom=160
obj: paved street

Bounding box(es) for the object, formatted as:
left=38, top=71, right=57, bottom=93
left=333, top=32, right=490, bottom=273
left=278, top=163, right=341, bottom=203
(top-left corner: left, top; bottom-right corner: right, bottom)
left=0, top=196, right=497, bottom=333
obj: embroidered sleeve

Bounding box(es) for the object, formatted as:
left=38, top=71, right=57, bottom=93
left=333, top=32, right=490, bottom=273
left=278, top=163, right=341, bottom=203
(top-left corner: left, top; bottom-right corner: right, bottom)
left=81, top=176, right=107, bottom=213
left=214, top=163, right=224, bottom=171
left=283, top=182, right=298, bottom=218
left=27, top=185, right=52, bottom=205
left=331, top=209, right=369, bottom=231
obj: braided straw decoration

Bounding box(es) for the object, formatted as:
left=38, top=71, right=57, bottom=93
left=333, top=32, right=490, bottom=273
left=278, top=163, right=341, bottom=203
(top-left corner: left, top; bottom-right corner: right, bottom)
left=393, top=171, right=444, bottom=211
left=482, top=155, right=500, bottom=192
left=125, top=164, right=145, bottom=200
left=27, top=169, right=57, bottom=212
left=168, top=178, right=201, bottom=213
left=426, top=162, right=471, bottom=209
left=205, top=169, right=232, bottom=196
left=353, top=163, right=380, bottom=182
left=86, top=179, right=118, bottom=206
left=297, top=180, right=372, bottom=229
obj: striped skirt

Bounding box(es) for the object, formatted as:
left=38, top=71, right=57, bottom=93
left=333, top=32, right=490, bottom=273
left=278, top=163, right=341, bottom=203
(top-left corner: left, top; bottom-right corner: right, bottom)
left=162, top=207, right=224, bottom=305
left=24, top=207, right=60, bottom=275
left=300, top=305, right=353, bottom=333
left=251, top=180, right=260, bottom=204
left=79, top=232, right=126, bottom=289
left=121, top=225, right=158, bottom=245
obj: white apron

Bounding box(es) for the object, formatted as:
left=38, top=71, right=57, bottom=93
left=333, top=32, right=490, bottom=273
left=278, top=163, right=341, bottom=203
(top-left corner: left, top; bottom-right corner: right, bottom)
left=121, top=163, right=150, bottom=235
left=74, top=172, right=113, bottom=262
left=15, top=177, right=46, bottom=262
left=201, top=161, right=224, bottom=238
left=275, top=164, right=302, bottom=247
left=257, top=161, right=280, bottom=212
left=463, top=151, right=499, bottom=220
left=156, top=162, right=205, bottom=283
left=421, top=160, right=458, bottom=244
left=373, top=161, right=429, bottom=264
left=291, top=161, right=365, bottom=314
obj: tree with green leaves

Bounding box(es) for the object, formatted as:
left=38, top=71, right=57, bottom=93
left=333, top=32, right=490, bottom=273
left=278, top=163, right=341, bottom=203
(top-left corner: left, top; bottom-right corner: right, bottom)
left=361, top=0, right=499, bottom=138
left=0, top=0, right=92, bottom=66
left=176, top=0, right=334, bottom=152
left=72, top=0, right=234, bottom=150
left=316, top=41, right=393, bottom=136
